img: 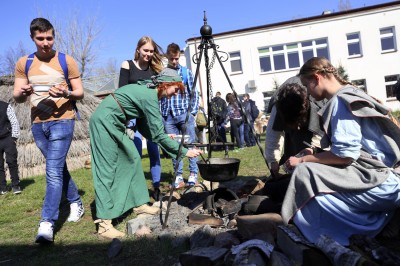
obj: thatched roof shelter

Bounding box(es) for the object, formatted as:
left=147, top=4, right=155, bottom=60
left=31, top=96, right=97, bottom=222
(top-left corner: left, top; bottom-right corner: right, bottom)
left=0, top=77, right=100, bottom=179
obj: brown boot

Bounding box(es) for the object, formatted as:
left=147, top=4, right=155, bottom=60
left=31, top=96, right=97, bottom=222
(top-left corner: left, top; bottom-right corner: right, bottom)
left=133, top=204, right=160, bottom=215
left=94, top=219, right=125, bottom=239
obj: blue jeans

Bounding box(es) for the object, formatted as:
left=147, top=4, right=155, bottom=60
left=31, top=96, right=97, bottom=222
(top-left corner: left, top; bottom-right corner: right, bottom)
left=244, top=122, right=256, bottom=146
left=32, top=120, right=82, bottom=226
left=217, top=122, right=227, bottom=143
left=230, top=119, right=245, bottom=148
left=162, top=113, right=198, bottom=177
left=132, top=130, right=161, bottom=188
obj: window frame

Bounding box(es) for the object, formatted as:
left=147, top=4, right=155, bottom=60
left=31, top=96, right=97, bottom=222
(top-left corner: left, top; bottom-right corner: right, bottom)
left=380, top=26, right=397, bottom=53
left=258, top=38, right=329, bottom=73
left=229, top=51, right=243, bottom=74
left=351, top=79, right=367, bottom=93
left=346, top=32, right=362, bottom=58
left=385, top=74, right=400, bottom=98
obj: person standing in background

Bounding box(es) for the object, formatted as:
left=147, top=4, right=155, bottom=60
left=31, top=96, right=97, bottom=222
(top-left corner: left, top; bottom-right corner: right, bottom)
left=13, top=18, right=85, bottom=244
left=119, top=36, right=163, bottom=201
left=242, top=93, right=259, bottom=147
left=160, top=43, right=200, bottom=189
left=211, top=91, right=228, bottom=148
left=225, top=93, right=244, bottom=149
left=0, top=100, right=21, bottom=195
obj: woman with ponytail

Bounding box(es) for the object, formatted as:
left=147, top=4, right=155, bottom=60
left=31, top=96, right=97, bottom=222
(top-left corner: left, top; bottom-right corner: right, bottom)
left=280, top=57, right=400, bottom=246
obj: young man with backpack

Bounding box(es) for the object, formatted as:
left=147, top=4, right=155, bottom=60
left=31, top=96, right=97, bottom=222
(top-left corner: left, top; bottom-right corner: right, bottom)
left=243, top=93, right=259, bottom=147
left=13, top=18, right=85, bottom=244
left=160, top=43, right=200, bottom=188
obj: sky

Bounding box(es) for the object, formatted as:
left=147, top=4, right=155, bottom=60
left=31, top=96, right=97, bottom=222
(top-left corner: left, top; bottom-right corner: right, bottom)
left=1, top=0, right=395, bottom=71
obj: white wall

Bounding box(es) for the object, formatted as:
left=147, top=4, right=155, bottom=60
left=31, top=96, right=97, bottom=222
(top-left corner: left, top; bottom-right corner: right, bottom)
left=185, top=4, right=400, bottom=112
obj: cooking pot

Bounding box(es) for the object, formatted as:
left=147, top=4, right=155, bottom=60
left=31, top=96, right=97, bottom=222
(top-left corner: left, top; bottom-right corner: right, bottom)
left=197, top=158, right=240, bottom=182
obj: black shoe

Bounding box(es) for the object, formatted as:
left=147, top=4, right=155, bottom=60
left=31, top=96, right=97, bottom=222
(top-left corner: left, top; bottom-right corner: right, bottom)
left=12, top=186, right=22, bottom=194
left=0, top=189, right=7, bottom=195
left=152, top=188, right=161, bottom=201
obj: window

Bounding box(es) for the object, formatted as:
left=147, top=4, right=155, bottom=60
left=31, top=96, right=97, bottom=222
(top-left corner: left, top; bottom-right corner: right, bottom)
left=259, top=48, right=271, bottom=72
left=229, top=51, right=242, bottom=73
left=263, top=91, right=275, bottom=113
left=262, top=91, right=275, bottom=98
left=272, top=45, right=286, bottom=71
left=380, top=27, right=396, bottom=52
left=301, top=41, right=314, bottom=63
left=264, top=98, right=271, bottom=113
left=352, top=79, right=367, bottom=92
left=385, top=74, right=399, bottom=98
left=347, top=32, right=362, bottom=57
left=315, top=38, right=329, bottom=59
left=259, top=38, right=329, bottom=73
left=287, top=43, right=300, bottom=69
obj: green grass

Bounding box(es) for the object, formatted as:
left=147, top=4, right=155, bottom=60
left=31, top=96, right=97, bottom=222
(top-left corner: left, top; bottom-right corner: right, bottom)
left=0, top=139, right=269, bottom=265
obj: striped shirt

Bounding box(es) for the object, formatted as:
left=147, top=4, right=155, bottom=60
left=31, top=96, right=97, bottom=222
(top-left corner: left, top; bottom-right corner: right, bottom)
left=159, top=65, right=199, bottom=117
left=7, top=105, right=20, bottom=138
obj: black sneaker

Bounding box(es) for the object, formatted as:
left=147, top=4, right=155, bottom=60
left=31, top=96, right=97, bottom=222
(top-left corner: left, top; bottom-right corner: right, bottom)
left=152, top=188, right=161, bottom=201
left=12, top=186, right=22, bottom=194
left=0, top=189, right=7, bottom=195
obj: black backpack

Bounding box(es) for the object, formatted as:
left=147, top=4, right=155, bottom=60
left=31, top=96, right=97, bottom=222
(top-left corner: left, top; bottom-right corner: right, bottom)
left=211, top=97, right=227, bottom=123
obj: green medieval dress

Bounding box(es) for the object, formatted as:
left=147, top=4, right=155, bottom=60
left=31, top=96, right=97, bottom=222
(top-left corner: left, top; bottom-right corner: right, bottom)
left=89, top=81, right=188, bottom=219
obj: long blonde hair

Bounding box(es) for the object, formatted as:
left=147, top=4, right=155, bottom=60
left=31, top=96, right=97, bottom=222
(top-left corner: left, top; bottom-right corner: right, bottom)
left=299, top=57, right=352, bottom=86
left=134, top=36, right=164, bottom=74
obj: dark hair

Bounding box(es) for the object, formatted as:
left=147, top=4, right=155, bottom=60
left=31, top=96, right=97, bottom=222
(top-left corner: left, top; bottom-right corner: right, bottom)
left=226, top=93, right=236, bottom=104
left=167, top=43, right=181, bottom=55
left=30, top=18, right=54, bottom=37
left=244, top=93, right=249, bottom=98
left=276, top=83, right=309, bottom=128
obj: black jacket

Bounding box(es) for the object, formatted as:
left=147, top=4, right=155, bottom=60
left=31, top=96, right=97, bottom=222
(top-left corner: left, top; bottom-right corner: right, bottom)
left=0, top=101, right=11, bottom=139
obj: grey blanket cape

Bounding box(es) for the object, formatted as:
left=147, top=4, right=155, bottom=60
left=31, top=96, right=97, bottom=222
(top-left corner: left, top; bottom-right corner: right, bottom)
left=281, top=85, right=400, bottom=223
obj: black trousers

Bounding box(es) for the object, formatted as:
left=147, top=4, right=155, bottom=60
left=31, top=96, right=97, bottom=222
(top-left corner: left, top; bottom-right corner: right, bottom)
left=0, top=135, right=19, bottom=189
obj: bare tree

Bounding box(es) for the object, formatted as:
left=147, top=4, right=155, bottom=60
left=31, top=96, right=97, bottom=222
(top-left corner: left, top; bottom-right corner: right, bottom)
left=51, top=13, right=103, bottom=78
left=338, top=0, right=352, bottom=11
left=0, top=42, right=27, bottom=76
left=94, top=58, right=119, bottom=77
left=1, top=9, right=102, bottom=79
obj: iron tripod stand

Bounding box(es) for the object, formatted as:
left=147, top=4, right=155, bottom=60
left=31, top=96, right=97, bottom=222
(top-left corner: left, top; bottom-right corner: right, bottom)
left=162, top=13, right=273, bottom=230
left=192, top=13, right=272, bottom=169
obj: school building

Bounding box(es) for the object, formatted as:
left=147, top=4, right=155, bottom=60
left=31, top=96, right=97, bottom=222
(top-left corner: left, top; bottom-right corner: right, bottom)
left=184, top=1, right=400, bottom=112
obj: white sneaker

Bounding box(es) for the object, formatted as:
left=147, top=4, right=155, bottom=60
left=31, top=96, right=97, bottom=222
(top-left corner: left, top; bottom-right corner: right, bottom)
left=174, top=175, right=185, bottom=189
left=35, top=221, right=54, bottom=243
left=188, top=174, right=198, bottom=186
left=67, top=202, right=85, bottom=222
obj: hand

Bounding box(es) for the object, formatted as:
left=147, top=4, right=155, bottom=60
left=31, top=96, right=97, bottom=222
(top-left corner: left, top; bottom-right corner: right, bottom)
left=21, top=84, right=34, bottom=96
left=285, top=156, right=304, bottom=171
left=49, top=84, right=68, bottom=98
left=186, top=148, right=203, bottom=158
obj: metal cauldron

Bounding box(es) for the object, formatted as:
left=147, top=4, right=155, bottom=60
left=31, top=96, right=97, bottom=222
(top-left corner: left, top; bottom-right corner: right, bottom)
left=197, top=158, right=240, bottom=182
